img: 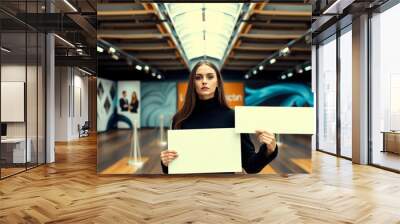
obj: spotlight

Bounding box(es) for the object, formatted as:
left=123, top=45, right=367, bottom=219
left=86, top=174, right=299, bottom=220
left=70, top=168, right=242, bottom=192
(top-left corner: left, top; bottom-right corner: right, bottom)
left=259, top=65, right=264, bottom=71
left=281, top=75, right=287, bottom=80
left=157, top=74, right=162, bottom=79
left=151, top=72, right=156, bottom=77
left=144, top=65, right=150, bottom=72
left=1, top=47, right=11, bottom=53
left=298, top=68, right=304, bottom=74
left=280, top=47, right=290, bottom=56
left=269, top=58, right=276, bottom=64
left=135, top=65, right=143, bottom=71
left=111, top=54, right=119, bottom=61
left=252, top=70, right=257, bottom=75
left=108, top=47, right=116, bottom=54
left=244, top=74, right=250, bottom=79
left=97, top=46, right=104, bottom=53
left=304, top=65, right=311, bottom=71
left=287, top=72, right=293, bottom=77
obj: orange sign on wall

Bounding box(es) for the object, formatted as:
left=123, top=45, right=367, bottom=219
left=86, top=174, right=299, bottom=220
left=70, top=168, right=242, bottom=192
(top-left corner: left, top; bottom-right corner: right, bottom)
left=177, top=82, right=244, bottom=110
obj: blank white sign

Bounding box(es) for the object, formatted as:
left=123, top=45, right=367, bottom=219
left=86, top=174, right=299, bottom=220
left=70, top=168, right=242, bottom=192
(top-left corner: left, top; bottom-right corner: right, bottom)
left=167, top=128, right=242, bottom=174
left=1, top=82, right=25, bottom=122
left=235, top=106, right=315, bottom=134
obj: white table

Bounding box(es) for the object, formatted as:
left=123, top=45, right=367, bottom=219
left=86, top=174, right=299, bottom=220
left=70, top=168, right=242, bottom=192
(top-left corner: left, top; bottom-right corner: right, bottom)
left=1, top=138, right=31, bottom=163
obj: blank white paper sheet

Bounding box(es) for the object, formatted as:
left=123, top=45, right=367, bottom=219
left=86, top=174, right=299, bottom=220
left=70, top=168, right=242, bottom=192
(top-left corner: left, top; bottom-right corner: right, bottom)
left=167, top=128, right=242, bottom=174
left=235, top=106, right=315, bottom=134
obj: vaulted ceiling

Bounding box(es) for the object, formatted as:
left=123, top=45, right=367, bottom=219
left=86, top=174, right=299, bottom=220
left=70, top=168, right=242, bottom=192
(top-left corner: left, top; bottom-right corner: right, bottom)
left=97, top=1, right=311, bottom=80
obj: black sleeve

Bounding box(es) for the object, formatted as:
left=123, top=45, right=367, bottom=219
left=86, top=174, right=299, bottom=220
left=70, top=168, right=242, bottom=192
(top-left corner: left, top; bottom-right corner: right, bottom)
left=161, top=161, right=168, bottom=174
left=240, top=133, right=278, bottom=174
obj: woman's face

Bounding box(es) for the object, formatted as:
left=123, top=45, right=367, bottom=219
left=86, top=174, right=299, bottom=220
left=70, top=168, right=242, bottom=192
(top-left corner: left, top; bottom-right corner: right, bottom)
left=194, top=64, right=218, bottom=100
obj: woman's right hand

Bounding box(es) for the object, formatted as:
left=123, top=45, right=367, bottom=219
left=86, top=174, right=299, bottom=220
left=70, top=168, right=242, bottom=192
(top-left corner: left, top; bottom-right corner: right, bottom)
left=160, top=150, right=178, bottom=166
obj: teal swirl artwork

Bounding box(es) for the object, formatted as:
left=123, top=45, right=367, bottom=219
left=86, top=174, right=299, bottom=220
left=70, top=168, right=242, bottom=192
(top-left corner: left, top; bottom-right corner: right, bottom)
left=245, top=83, right=314, bottom=107
left=141, top=82, right=177, bottom=127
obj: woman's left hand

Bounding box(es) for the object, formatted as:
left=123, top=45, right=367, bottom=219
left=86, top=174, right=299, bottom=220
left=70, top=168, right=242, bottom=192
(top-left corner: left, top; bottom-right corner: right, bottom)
left=255, top=130, right=277, bottom=154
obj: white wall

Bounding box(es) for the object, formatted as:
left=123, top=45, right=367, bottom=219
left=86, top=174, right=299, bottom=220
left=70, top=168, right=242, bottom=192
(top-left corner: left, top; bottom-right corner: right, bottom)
left=54, top=67, right=89, bottom=141
left=1, top=65, right=29, bottom=138
left=1, top=64, right=45, bottom=163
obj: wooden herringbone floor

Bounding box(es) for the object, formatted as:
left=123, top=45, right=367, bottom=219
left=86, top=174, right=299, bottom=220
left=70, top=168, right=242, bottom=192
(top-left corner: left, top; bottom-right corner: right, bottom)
left=1, top=135, right=400, bottom=223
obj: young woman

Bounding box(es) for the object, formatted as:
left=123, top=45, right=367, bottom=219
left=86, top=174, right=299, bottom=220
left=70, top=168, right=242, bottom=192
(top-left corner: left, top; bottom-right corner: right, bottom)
left=160, top=60, right=278, bottom=174
left=129, top=91, right=139, bottom=113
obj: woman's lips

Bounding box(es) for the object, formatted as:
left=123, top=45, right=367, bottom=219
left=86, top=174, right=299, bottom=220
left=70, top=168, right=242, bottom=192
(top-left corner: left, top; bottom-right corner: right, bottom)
left=201, top=87, right=209, bottom=90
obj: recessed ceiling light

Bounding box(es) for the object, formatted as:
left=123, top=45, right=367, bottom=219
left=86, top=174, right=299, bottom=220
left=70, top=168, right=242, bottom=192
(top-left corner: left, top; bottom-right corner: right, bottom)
left=108, top=47, right=116, bottom=54
left=280, top=47, right=290, bottom=56
left=97, top=46, right=104, bottom=53
left=111, top=54, right=119, bottom=61
left=135, top=65, right=143, bottom=71
left=269, top=58, right=276, bottom=64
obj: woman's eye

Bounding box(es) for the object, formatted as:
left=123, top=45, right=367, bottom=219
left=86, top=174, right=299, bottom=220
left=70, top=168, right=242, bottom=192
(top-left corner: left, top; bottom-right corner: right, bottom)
left=207, top=75, right=215, bottom=80
left=195, top=76, right=202, bottom=80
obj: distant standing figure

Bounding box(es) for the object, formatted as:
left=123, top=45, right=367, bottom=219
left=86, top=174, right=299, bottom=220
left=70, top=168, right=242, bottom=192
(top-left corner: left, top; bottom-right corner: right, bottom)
left=130, top=91, right=139, bottom=113
left=119, top=90, right=129, bottom=111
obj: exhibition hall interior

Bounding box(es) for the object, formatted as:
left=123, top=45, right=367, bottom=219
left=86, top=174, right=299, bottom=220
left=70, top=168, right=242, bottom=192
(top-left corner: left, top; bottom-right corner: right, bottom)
left=0, top=0, right=400, bottom=223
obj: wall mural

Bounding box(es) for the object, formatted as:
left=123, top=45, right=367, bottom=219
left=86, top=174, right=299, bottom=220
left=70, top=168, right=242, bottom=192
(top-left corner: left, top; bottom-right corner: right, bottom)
left=97, top=78, right=117, bottom=132
left=141, top=82, right=177, bottom=128
left=245, top=82, right=314, bottom=107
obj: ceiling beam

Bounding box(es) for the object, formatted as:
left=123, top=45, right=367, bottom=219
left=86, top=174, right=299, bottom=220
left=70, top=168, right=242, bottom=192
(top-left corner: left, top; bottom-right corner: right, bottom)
left=221, top=2, right=262, bottom=68
left=144, top=3, right=188, bottom=69
left=251, top=9, right=311, bottom=17
left=97, top=33, right=169, bottom=40
left=116, top=43, right=174, bottom=51
left=240, top=33, right=303, bottom=40
left=133, top=54, right=178, bottom=60
left=251, top=23, right=309, bottom=30
left=235, top=46, right=310, bottom=52
left=97, top=9, right=155, bottom=16
left=150, top=61, right=183, bottom=66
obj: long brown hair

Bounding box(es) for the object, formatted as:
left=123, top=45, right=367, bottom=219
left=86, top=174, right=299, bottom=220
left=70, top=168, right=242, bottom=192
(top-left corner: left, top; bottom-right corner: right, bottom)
left=172, top=60, right=229, bottom=129
left=131, top=91, right=137, bottom=103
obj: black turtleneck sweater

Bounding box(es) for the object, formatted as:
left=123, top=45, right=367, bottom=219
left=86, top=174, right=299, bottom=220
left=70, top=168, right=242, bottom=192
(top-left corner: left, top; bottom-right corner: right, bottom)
left=161, top=97, right=278, bottom=174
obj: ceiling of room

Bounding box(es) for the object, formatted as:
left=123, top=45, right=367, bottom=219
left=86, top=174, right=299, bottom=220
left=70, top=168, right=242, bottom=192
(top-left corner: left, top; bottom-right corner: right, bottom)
left=97, top=1, right=311, bottom=80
